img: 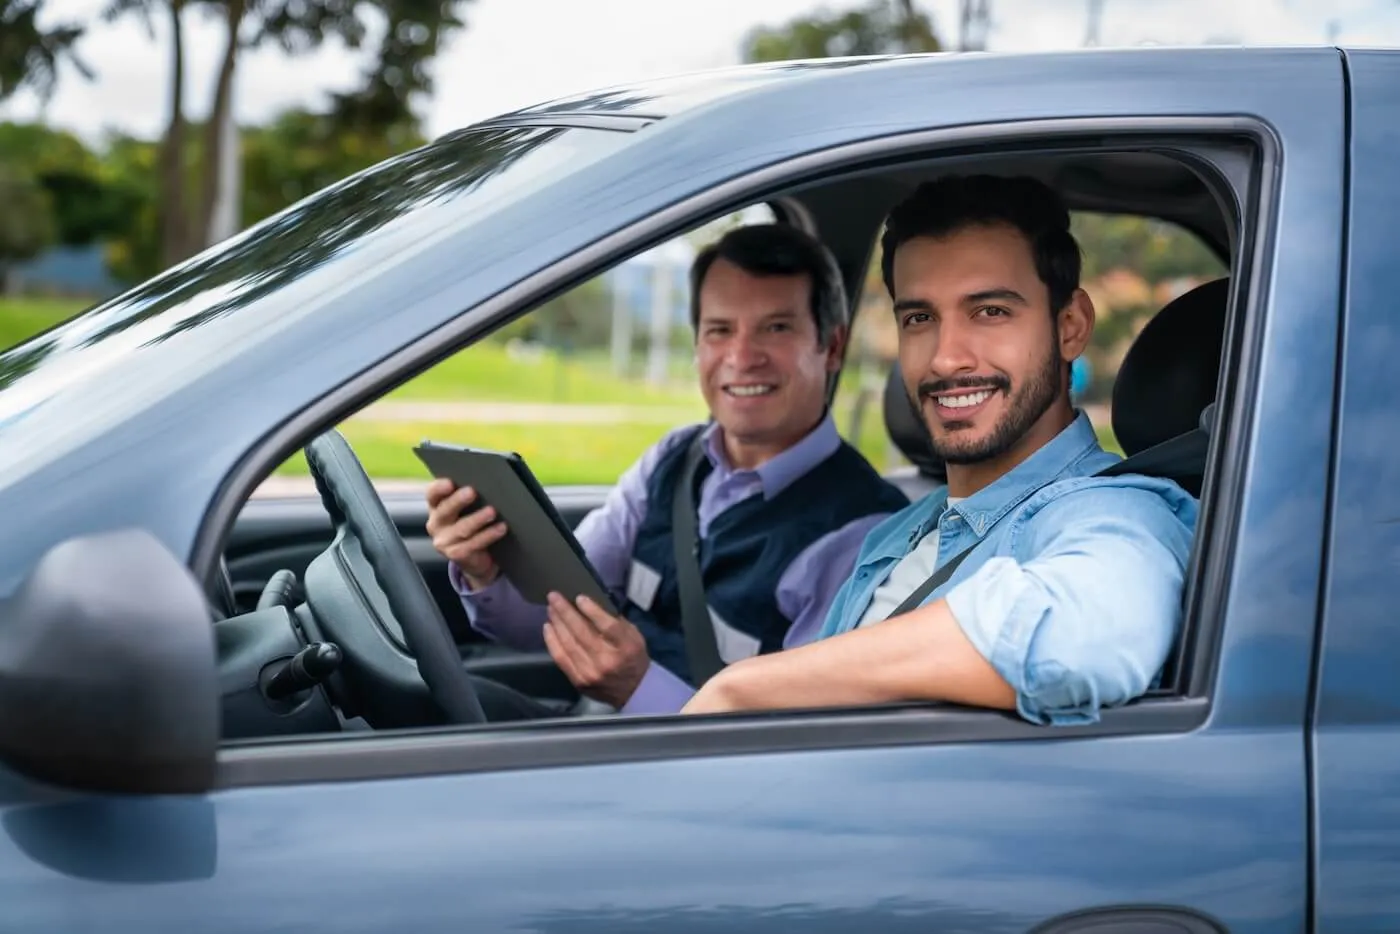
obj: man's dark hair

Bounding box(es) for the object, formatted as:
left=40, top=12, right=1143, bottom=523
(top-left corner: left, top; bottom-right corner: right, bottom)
left=689, top=223, right=848, bottom=345
left=879, top=174, right=1083, bottom=313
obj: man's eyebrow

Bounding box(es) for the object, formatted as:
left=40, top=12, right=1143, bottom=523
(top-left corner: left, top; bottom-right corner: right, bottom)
left=964, top=288, right=1028, bottom=306
left=892, top=289, right=1028, bottom=315
left=892, top=298, right=934, bottom=314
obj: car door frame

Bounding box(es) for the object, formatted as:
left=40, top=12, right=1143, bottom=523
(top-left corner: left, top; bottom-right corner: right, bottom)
left=191, top=107, right=1340, bottom=934
left=215, top=103, right=1309, bottom=774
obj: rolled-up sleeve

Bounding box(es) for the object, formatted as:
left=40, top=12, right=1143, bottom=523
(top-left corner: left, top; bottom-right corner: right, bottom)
left=942, top=487, right=1195, bottom=725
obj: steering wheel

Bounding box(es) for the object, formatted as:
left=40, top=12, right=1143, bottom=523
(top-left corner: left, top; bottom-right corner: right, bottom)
left=303, top=429, right=485, bottom=725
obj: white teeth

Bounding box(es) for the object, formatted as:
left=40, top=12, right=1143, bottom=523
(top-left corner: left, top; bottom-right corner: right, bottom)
left=727, top=385, right=775, bottom=397
left=938, top=390, right=993, bottom=409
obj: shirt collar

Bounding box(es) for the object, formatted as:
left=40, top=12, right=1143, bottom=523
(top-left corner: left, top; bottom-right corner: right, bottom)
left=945, top=409, right=1104, bottom=537
left=700, top=411, right=842, bottom=500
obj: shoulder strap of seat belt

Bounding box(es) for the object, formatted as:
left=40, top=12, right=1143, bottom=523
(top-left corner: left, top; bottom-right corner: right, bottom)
left=671, top=430, right=725, bottom=686
left=883, top=540, right=977, bottom=620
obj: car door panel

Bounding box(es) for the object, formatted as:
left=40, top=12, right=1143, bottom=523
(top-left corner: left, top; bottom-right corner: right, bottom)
left=0, top=731, right=1305, bottom=933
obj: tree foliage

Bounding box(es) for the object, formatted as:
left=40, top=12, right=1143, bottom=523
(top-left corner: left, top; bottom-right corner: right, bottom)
left=98, top=0, right=473, bottom=269
left=0, top=162, right=57, bottom=287
left=742, top=0, right=941, bottom=63
left=0, top=0, right=90, bottom=103
left=0, top=123, right=142, bottom=248
left=1073, top=212, right=1224, bottom=284
left=240, top=106, right=428, bottom=223
left=72, top=124, right=551, bottom=347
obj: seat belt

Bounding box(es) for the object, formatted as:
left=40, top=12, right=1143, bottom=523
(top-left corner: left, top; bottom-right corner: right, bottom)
left=671, top=432, right=725, bottom=686
left=883, top=540, right=978, bottom=620
left=882, top=411, right=1212, bottom=622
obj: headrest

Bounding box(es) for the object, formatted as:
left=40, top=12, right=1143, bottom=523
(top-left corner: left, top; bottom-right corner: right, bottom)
left=882, top=366, right=946, bottom=481
left=1111, top=277, right=1229, bottom=456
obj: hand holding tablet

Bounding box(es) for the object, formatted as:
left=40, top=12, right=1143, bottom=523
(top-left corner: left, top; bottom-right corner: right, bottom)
left=414, top=440, right=618, bottom=614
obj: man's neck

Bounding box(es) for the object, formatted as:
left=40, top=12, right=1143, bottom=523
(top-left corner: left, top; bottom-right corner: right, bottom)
left=944, top=405, right=1077, bottom=499
left=720, top=413, right=824, bottom=471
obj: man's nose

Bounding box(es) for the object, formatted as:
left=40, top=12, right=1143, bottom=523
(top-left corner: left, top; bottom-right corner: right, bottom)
left=928, top=318, right=977, bottom=376
left=725, top=330, right=768, bottom=368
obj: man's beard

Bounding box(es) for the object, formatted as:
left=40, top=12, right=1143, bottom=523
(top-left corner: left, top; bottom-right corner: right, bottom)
left=912, top=342, right=1064, bottom=466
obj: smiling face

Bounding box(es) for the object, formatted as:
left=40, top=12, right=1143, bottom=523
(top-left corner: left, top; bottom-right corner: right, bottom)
left=695, top=257, right=844, bottom=469
left=892, top=223, right=1093, bottom=495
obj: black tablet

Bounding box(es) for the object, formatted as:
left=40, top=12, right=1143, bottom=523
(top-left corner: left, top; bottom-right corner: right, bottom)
left=413, top=440, right=617, bottom=614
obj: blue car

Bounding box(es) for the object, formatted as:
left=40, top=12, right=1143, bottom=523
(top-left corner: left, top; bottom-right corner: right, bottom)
left=0, top=46, right=1394, bottom=933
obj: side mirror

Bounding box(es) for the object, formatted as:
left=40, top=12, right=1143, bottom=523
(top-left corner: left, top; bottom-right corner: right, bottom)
left=0, top=528, right=218, bottom=794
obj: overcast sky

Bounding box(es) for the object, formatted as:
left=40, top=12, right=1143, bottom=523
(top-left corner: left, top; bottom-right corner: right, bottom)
left=4, top=0, right=1398, bottom=145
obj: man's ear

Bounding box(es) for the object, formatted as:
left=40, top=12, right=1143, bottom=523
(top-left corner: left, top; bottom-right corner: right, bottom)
left=1057, top=288, right=1095, bottom=361
left=824, top=324, right=850, bottom=372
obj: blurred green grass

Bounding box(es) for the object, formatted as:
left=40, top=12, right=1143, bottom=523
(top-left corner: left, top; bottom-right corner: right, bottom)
left=0, top=297, right=88, bottom=351
left=388, top=343, right=705, bottom=407
left=276, top=396, right=902, bottom=485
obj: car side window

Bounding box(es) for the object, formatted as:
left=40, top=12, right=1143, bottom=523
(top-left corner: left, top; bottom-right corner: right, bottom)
left=259, top=205, right=778, bottom=496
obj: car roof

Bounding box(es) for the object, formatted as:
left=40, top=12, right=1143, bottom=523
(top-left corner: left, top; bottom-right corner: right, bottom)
left=481, top=45, right=1335, bottom=127
left=487, top=55, right=927, bottom=123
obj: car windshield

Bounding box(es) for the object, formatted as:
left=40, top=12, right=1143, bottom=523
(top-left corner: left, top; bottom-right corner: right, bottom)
left=0, top=124, right=635, bottom=427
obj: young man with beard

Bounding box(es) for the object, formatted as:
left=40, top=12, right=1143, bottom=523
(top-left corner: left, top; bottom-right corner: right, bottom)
left=427, top=224, right=909, bottom=718
left=677, top=174, right=1200, bottom=725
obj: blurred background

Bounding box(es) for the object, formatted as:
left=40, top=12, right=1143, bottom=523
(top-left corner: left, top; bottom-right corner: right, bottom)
left=0, top=0, right=1392, bottom=489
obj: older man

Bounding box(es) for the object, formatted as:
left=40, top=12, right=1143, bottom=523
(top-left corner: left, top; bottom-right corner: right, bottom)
left=428, top=223, right=908, bottom=717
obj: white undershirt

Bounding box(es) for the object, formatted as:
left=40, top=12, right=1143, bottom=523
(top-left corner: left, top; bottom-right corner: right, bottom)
left=857, top=498, right=964, bottom=628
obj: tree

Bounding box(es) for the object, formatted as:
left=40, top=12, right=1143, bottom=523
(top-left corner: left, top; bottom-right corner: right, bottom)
left=104, top=0, right=473, bottom=270
left=201, top=0, right=470, bottom=253
left=97, top=104, right=430, bottom=285
left=0, top=122, right=144, bottom=249
left=98, top=132, right=162, bottom=284
left=239, top=106, right=427, bottom=225
left=0, top=162, right=56, bottom=293
left=0, top=0, right=90, bottom=103
left=742, top=0, right=941, bottom=63
left=323, top=0, right=467, bottom=143
left=102, top=0, right=191, bottom=273
left=80, top=123, right=552, bottom=344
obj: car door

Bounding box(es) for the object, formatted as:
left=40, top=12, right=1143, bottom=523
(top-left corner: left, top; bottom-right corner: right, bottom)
left=0, top=49, right=1340, bottom=933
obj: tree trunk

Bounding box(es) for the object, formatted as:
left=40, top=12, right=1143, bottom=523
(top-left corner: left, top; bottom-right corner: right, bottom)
left=157, top=0, right=188, bottom=270
left=193, top=0, right=245, bottom=251
left=894, top=0, right=918, bottom=51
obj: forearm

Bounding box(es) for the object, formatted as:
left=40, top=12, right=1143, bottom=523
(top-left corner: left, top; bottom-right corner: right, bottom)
left=695, top=599, right=1014, bottom=713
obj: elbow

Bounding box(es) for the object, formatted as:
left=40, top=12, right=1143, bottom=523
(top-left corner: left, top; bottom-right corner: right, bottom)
left=1014, top=628, right=1173, bottom=726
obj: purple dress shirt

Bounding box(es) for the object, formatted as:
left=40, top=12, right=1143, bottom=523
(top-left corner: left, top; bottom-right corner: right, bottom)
left=448, top=413, right=895, bottom=715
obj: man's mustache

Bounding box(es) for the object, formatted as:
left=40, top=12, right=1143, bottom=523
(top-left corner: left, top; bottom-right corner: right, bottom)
left=916, top=375, right=1011, bottom=399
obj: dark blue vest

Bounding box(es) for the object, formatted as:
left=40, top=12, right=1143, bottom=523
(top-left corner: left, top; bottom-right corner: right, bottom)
left=622, top=425, right=909, bottom=685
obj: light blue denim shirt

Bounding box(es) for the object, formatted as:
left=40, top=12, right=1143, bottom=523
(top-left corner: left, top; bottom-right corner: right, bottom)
left=818, top=411, right=1199, bottom=725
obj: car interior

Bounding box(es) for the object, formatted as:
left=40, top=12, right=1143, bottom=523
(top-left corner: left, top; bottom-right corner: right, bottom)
left=211, top=142, right=1238, bottom=741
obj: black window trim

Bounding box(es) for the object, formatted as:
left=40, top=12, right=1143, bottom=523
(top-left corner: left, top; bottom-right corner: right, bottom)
left=206, top=115, right=1279, bottom=789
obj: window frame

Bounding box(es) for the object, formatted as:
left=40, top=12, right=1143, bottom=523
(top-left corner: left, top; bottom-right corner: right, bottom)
left=210, top=115, right=1280, bottom=789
